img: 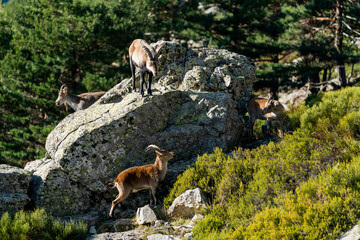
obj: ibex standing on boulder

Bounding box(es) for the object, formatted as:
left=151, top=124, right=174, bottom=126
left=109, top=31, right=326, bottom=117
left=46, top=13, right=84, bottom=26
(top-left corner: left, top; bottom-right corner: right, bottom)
left=106, top=145, right=174, bottom=218
left=247, top=97, right=286, bottom=138
left=55, top=84, right=105, bottom=111
left=129, top=39, right=157, bottom=96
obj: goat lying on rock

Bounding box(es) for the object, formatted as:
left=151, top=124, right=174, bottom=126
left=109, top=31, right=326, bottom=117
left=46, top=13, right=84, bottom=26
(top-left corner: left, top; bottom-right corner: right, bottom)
left=55, top=84, right=105, bottom=111
left=106, top=145, right=174, bottom=218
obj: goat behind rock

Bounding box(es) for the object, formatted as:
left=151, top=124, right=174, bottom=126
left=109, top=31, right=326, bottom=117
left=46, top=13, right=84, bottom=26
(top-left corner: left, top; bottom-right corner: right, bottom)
left=106, top=145, right=174, bottom=218
left=247, top=97, right=286, bottom=138
left=55, top=84, right=105, bottom=111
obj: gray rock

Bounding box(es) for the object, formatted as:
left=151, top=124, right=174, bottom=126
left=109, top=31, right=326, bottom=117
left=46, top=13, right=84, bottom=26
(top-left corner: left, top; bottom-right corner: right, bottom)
left=338, top=224, right=360, bottom=240
left=147, top=234, right=179, bottom=240
left=24, top=157, right=51, bottom=174
left=60, top=211, right=100, bottom=226
left=86, top=229, right=144, bottom=240
left=136, top=205, right=157, bottom=225
left=26, top=41, right=254, bottom=217
left=98, top=219, right=134, bottom=233
left=0, top=164, right=31, bottom=193
left=27, top=160, right=91, bottom=215
left=189, top=214, right=204, bottom=226
left=113, top=219, right=135, bottom=232
left=279, top=84, right=309, bottom=107
left=168, top=188, right=206, bottom=218
left=89, top=226, right=97, bottom=235
left=0, top=164, right=31, bottom=215
left=0, top=193, right=30, bottom=215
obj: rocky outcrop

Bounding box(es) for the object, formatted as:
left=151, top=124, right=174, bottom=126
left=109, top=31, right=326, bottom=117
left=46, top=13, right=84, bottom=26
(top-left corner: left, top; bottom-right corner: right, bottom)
left=25, top=41, right=255, bottom=217
left=168, top=188, right=206, bottom=218
left=0, top=164, right=31, bottom=215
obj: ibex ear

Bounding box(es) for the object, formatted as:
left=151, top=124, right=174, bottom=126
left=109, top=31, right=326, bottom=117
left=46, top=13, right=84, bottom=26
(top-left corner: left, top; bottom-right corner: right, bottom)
left=154, top=150, right=163, bottom=156
left=63, top=86, right=68, bottom=93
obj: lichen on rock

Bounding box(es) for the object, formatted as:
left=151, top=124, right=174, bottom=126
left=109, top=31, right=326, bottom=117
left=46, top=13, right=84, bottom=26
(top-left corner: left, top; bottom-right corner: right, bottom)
left=0, top=164, right=31, bottom=215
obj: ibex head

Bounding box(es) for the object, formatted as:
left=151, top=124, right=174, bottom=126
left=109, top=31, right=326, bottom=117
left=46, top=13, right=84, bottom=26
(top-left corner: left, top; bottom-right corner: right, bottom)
left=146, top=144, right=174, bottom=162
left=263, top=96, right=283, bottom=115
left=146, top=59, right=157, bottom=77
left=141, top=44, right=157, bottom=77
left=55, top=84, right=69, bottom=106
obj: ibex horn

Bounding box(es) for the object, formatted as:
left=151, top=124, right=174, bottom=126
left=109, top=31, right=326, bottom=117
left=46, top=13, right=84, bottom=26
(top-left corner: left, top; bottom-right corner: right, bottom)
left=145, top=145, right=165, bottom=153
left=140, top=40, right=155, bottom=61
left=60, top=84, right=67, bottom=91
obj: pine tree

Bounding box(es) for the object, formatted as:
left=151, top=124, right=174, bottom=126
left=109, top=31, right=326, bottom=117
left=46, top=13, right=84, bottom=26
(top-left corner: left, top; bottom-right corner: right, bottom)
left=0, top=0, right=148, bottom=166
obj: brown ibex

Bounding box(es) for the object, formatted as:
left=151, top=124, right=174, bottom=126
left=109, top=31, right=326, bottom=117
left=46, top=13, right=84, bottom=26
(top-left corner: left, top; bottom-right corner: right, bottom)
left=55, top=84, right=105, bottom=111
left=129, top=39, right=157, bottom=96
left=106, top=145, right=174, bottom=218
left=247, top=97, right=286, bottom=138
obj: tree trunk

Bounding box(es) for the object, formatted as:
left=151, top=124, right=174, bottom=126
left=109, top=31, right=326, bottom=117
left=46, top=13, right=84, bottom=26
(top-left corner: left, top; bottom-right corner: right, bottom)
left=335, top=0, right=347, bottom=87
left=322, top=68, right=327, bottom=82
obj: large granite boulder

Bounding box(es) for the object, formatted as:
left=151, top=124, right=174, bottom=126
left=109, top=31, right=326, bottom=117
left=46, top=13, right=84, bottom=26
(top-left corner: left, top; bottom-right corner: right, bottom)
left=0, top=164, right=31, bottom=215
left=167, top=188, right=206, bottom=219
left=25, top=41, right=255, bottom=216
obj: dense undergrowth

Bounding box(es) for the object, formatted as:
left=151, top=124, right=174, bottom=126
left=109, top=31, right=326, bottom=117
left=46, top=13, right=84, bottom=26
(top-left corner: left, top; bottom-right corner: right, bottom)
left=165, top=87, right=360, bottom=239
left=0, top=209, right=87, bottom=240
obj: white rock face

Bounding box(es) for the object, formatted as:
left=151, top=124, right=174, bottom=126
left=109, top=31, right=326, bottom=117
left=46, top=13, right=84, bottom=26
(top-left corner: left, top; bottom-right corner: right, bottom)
left=168, top=188, right=206, bottom=218
left=136, top=205, right=157, bottom=225
left=338, top=224, right=360, bottom=240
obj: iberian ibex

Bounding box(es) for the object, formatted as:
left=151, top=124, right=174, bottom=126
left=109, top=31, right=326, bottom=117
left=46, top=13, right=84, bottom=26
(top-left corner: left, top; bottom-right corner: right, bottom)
left=106, top=145, right=174, bottom=218
left=129, top=39, right=157, bottom=96
left=247, top=97, right=286, bottom=138
left=55, top=84, right=105, bottom=111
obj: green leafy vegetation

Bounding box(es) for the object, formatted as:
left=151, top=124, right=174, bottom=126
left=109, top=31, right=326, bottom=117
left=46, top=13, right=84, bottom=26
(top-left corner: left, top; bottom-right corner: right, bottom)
left=165, top=87, right=360, bottom=239
left=0, top=208, right=87, bottom=240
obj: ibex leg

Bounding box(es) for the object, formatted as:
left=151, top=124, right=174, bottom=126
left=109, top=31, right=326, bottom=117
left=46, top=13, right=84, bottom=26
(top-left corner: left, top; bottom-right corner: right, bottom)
left=147, top=73, right=153, bottom=96
left=130, top=61, right=136, bottom=92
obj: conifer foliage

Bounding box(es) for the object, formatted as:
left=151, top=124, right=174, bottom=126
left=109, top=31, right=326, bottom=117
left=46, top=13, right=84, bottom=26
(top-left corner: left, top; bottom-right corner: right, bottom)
left=0, top=0, right=148, bottom=166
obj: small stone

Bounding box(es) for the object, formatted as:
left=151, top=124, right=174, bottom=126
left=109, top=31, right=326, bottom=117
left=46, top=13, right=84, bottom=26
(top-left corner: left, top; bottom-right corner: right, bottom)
left=89, top=226, right=97, bottom=235
left=136, top=205, right=157, bottom=225
left=190, top=214, right=204, bottom=226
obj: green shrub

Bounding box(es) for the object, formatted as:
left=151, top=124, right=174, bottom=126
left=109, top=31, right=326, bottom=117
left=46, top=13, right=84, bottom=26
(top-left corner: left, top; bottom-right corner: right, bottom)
left=0, top=209, right=87, bottom=240
left=241, top=156, right=360, bottom=240
left=167, top=87, right=360, bottom=239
